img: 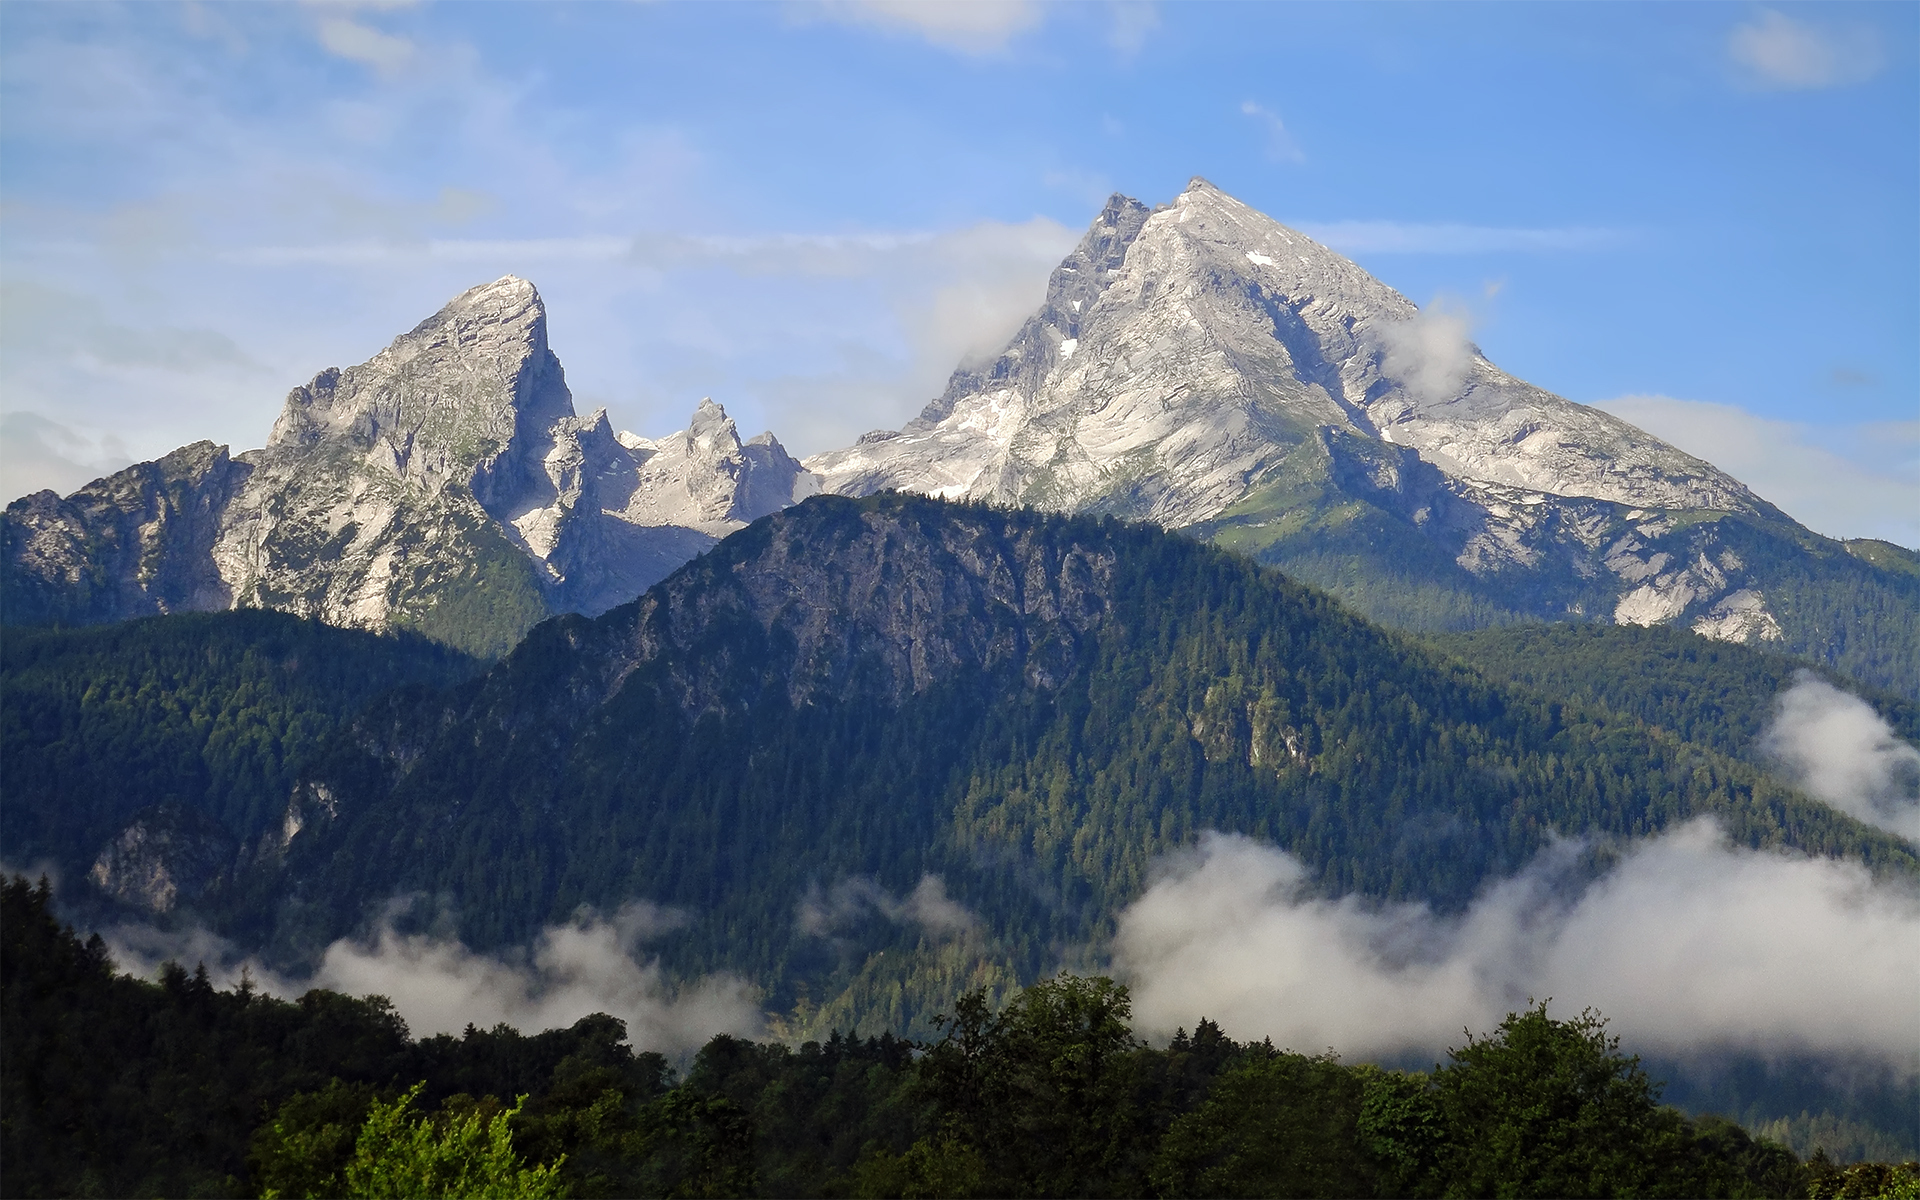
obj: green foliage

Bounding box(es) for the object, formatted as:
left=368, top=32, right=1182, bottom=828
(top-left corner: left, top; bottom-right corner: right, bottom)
left=1357, top=1067, right=1447, bottom=1197
left=7, top=884, right=1886, bottom=1200
left=913, top=974, right=1148, bottom=1197
left=1806, top=1155, right=1920, bottom=1200
left=1426, top=622, right=1919, bottom=770
left=269, top=494, right=1914, bottom=1037
left=0, top=609, right=479, bottom=901
left=0, top=874, right=642, bottom=1198
left=332, top=1083, right=567, bottom=1200
left=1152, top=1052, right=1375, bottom=1199
left=1752, top=1112, right=1920, bottom=1167
left=249, top=1079, right=384, bottom=1199
left=1430, top=1003, right=1730, bottom=1199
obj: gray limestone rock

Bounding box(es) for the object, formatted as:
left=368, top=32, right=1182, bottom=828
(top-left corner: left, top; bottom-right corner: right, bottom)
left=89, top=803, right=239, bottom=915
left=2, top=277, right=819, bottom=655
left=804, top=178, right=1898, bottom=662
left=2, top=441, right=248, bottom=626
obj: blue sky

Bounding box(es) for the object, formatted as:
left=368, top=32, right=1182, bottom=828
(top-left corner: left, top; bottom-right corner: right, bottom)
left=2, top=1, right=1915, bottom=543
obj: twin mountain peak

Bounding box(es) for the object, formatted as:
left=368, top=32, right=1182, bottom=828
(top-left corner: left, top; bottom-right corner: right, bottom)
left=5, top=178, right=1914, bottom=692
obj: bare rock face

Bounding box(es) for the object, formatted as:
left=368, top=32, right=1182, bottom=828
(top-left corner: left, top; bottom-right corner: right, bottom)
left=624, top=493, right=1116, bottom=714
left=805, top=179, right=1831, bottom=650
left=89, top=803, right=238, bottom=915
left=2, top=442, right=248, bottom=626
left=2, top=278, right=818, bottom=654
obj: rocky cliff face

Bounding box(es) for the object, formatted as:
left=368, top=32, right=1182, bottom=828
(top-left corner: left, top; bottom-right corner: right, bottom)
left=806, top=179, right=1915, bottom=680
left=2, top=441, right=249, bottom=626
left=2, top=278, right=817, bottom=655
left=4, top=207, right=1911, bottom=692
left=89, top=802, right=238, bottom=915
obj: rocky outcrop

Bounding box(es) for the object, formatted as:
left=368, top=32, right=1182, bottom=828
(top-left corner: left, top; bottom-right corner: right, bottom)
left=3, top=278, right=818, bottom=655
left=2, top=442, right=248, bottom=626
left=89, top=803, right=239, bottom=915
left=623, top=492, right=1117, bottom=714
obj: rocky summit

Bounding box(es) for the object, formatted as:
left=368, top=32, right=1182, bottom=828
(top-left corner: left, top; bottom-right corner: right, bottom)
left=4, top=185, right=1914, bottom=691
left=1, top=277, right=814, bottom=656
left=808, top=179, right=1917, bottom=694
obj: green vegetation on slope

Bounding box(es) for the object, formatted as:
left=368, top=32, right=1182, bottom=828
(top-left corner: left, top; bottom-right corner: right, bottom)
left=1188, top=432, right=1920, bottom=700
left=12, top=875, right=1884, bottom=1199
left=271, top=495, right=1914, bottom=1036
left=1425, top=622, right=1919, bottom=770
left=0, top=610, right=481, bottom=899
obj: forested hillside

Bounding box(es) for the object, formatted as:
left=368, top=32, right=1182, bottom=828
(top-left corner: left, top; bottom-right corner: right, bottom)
left=1426, top=623, right=1920, bottom=769
left=11, top=874, right=1877, bottom=1199
left=0, top=611, right=480, bottom=910
left=253, top=494, right=1913, bottom=1039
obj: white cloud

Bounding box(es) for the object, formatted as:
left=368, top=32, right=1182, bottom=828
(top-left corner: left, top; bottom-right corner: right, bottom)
left=1240, top=100, right=1305, bottom=164
left=1729, top=10, right=1884, bottom=90
left=1761, top=674, right=1920, bottom=843
left=104, top=902, right=763, bottom=1053
left=1373, top=303, right=1477, bottom=406
left=1294, top=220, right=1624, bottom=256
left=808, top=0, right=1042, bottom=54
left=798, top=873, right=977, bottom=938
left=1113, top=822, right=1920, bottom=1068
left=315, top=16, right=415, bottom=74
left=1596, top=395, right=1920, bottom=547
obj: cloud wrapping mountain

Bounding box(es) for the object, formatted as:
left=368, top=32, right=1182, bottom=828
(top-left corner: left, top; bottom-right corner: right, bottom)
left=1114, top=820, right=1920, bottom=1068
left=1762, top=675, right=1920, bottom=842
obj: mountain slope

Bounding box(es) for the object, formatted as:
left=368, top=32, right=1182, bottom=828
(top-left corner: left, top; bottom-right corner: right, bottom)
left=806, top=181, right=1918, bottom=697
left=0, top=611, right=480, bottom=916
left=1, top=279, right=817, bottom=657
left=242, top=494, right=1910, bottom=1035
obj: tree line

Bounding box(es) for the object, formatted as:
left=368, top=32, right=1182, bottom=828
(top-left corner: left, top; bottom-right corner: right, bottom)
left=8, top=874, right=1913, bottom=1199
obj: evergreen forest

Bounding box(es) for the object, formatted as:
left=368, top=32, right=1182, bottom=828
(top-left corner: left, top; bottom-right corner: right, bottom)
left=3, top=495, right=1917, bottom=1193
left=11, top=875, right=1915, bottom=1200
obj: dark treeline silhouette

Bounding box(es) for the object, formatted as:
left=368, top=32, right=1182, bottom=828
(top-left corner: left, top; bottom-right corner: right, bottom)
left=11, top=874, right=1910, bottom=1199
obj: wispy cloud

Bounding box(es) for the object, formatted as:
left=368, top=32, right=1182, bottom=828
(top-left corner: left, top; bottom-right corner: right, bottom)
left=806, top=0, right=1042, bottom=54
left=798, top=873, right=977, bottom=938
left=1596, top=395, right=1920, bottom=547
left=1729, top=10, right=1884, bottom=91
left=1372, top=301, right=1478, bottom=407
left=1240, top=100, right=1305, bottom=164
left=0, top=413, right=134, bottom=501
left=1294, top=221, right=1625, bottom=255
left=315, top=16, right=414, bottom=74
left=1114, top=822, right=1920, bottom=1068
left=104, top=901, right=763, bottom=1052
left=1762, top=674, right=1920, bottom=843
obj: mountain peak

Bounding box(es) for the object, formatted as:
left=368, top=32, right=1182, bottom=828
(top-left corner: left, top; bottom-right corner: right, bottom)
left=265, top=276, right=571, bottom=475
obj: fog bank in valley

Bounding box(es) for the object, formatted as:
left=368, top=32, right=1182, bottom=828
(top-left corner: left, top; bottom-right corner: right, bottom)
left=1113, top=820, right=1919, bottom=1071
left=105, top=901, right=762, bottom=1054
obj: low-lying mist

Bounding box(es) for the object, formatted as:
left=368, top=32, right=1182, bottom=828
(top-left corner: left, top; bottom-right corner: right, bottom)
left=1762, top=672, right=1920, bottom=842
left=1112, top=819, right=1918, bottom=1075
left=104, top=901, right=762, bottom=1054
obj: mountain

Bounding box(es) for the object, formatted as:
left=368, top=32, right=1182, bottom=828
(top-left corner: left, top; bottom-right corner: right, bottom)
left=1, top=278, right=816, bottom=658
left=137, top=494, right=1900, bottom=1035
left=806, top=180, right=1919, bottom=697
left=6, top=184, right=1914, bottom=691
